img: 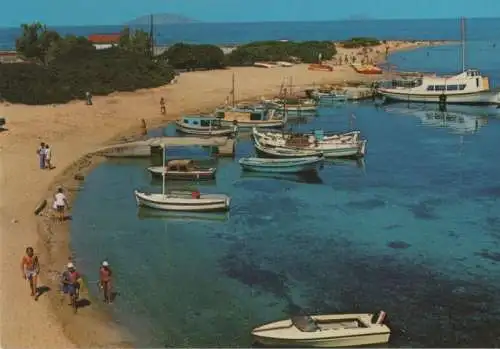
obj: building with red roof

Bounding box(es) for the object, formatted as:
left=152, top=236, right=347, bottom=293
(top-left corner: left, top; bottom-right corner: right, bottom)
left=87, top=33, right=121, bottom=50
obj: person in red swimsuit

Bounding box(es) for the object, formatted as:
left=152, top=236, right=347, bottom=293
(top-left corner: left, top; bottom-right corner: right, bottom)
left=20, top=247, right=40, bottom=300
left=99, top=261, right=113, bottom=304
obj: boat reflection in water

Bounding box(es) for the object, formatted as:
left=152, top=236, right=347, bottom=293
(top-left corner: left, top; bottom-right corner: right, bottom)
left=384, top=105, right=488, bottom=134
left=240, top=170, right=324, bottom=184
left=137, top=206, right=230, bottom=222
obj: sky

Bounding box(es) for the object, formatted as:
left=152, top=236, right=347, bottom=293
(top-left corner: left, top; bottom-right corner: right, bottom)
left=1, top=0, right=499, bottom=27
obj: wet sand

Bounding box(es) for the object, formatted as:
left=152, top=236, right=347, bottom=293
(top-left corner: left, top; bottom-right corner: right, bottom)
left=0, top=40, right=442, bottom=348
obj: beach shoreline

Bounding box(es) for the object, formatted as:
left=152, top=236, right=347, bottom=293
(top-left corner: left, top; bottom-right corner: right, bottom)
left=0, top=39, right=442, bottom=348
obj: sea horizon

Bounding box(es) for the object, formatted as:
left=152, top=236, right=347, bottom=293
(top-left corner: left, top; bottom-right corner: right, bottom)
left=1, top=17, right=499, bottom=50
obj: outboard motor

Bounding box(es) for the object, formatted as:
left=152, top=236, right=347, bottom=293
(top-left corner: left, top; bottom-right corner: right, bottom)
left=375, top=310, right=387, bottom=325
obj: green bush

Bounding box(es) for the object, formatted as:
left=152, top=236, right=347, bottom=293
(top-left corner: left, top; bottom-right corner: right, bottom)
left=0, top=22, right=175, bottom=105
left=340, top=37, right=381, bottom=49
left=225, top=41, right=336, bottom=66
left=162, top=43, right=225, bottom=70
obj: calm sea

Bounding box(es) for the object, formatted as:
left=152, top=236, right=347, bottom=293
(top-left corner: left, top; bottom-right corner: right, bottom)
left=64, top=20, right=500, bottom=348
left=1, top=18, right=500, bottom=50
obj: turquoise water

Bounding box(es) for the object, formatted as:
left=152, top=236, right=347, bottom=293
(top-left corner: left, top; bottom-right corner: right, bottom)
left=71, top=42, right=500, bottom=348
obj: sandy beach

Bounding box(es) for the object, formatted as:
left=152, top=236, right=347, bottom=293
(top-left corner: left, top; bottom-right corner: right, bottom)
left=0, top=39, right=442, bottom=348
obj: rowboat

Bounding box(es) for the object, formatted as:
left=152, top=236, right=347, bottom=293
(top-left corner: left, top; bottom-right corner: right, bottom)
left=175, top=115, right=236, bottom=136
left=254, top=138, right=324, bottom=158
left=264, top=98, right=318, bottom=113
left=239, top=156, right=323, bottom=173
left=251, top=311, right=391, bottom=348
left=147, top=159, right=216, bottom=181
left=134, top=145, right=230, bottom=212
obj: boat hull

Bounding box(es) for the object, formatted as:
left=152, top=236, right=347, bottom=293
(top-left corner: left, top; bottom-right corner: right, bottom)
left=175, top=122, right=236, bottom=136
left=134, top=190, right=230, bottom=212
left=252, top=332, right=390, bottom=348
left=219, top=119, right=285, bottom=129
left=239, top=157, right=323, bottom=173
left=255, top=143, right=324, bottom=158
left=378, top=89, right=500, bottom=105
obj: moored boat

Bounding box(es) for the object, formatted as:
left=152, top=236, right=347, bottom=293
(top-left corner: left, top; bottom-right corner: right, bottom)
left=134, top=145, right=230, bottom=212
left=352, top=64, right=383, bottom=74
left=239, top=156, right=323, bottom=173
left=252, top=127, right=360, bottom=147
left=216, top=109, right=286, bottom=129
left=147, top=159, right=216, bottom=181
left=264, top=98, right=318, bottom=113
left=251, top=311, right=391, bottom=348
left=254, top=138, right=324, bottom=158
left=253, top=128, right=366, bottom=159
left=175, top=115, right=236, bottom=136
left=377, top=69, right=500, bottom=105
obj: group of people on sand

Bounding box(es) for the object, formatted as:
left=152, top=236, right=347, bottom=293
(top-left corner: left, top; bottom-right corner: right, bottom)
left=20, top=247, right=115, bottom=305
left=37, top=142, right=53, bottom=170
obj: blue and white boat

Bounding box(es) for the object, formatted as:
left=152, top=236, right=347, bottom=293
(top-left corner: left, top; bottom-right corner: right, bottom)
left=175, top=115, right=236, bottom=136
left=238, top=156, right=324, bottom=173
left=215, top=108, right=286, bottom=129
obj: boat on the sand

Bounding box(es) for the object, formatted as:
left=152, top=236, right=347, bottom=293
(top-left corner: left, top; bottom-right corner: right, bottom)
left=147, top=159, right=216, bottom=181
left=251, top=311, right=391, bottom=348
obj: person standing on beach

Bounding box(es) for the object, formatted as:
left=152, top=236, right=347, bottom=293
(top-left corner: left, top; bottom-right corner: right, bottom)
left=99, top=261, right=113, bottom=304
left=160, top=97, right=166, bottom=114
left=44, top=144, right=52, bottom=170
left=20, top=247, right=40, bottom=300
left=53, top=187, right=69, bottom=222
left=37, top=142, right=46, bottom=169
left=60, top=262, right=81, bottom=305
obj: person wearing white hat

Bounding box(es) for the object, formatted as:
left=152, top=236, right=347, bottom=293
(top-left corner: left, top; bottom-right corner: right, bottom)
left=99, top=260, right=113, bottom=304
left=60, top=262, right=81, bottom=305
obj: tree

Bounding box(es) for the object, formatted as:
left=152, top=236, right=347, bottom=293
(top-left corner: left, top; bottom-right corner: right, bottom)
left=47, top=35, right=95, bottom=63
left=118, top=27, right=151, bottom=56
left=162, top=43, right=225, bottom=70
left=15, top=22, right=62, bottom=64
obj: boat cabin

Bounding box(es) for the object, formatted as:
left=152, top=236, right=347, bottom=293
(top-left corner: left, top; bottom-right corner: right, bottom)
left=219, top=110, right=268, bottom=122
left=180, top=116, right=221, bottom=128
left=166, top=159, right=196, bottom=172
left=381, top=69, right=490, bottom=94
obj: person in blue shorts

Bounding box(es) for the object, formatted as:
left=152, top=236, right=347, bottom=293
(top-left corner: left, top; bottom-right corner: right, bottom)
left=60, top=262, right=81, bottom=305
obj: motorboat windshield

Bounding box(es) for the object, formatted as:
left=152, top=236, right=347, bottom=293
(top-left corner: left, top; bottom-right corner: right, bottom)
left=291, top=316, right=319, bottom=332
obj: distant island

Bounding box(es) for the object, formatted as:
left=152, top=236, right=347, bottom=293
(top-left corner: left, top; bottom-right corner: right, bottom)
left=126, top=13, right=200, bottom=25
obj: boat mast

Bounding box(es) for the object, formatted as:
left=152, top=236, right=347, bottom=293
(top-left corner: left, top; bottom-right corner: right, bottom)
left=162, top=144, right=166, bottom=197
left=149, top=14, right=155, bottom=58
left=460, top=17, right=466, bottom=72
left=231, top=73, right=236, bottom=107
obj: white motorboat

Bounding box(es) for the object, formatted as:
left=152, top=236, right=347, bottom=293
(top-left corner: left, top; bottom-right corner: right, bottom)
left=377, top=19, right=500, bottom=106
left=251, top=311, right=391, bottom=348
left=134, top=145, right=230, bottom=212
left=252, top=127, right=360, bottom=147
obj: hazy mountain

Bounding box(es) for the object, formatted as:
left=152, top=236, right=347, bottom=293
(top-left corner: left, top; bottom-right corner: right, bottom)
left=127, top=13, right=200, bottom=25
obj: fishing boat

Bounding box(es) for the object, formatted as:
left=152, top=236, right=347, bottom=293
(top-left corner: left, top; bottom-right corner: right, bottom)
left=147, top=159, right=216, bottom=180
left=377, top=18, right=500, bottom=105
left=254, top=138, right=324, bottom=158
left=251, top=311, right=391, bottom=348
left=264, top=98, right=318, bottom=113
left=253, top=128, right=366, bottom=159
left=175, top=115, right=236, bottom=136
left=253, top=128, right=360, bottom=146
left=306, top=89, right=348, bottom=103
left=216, top=109, right=286, bottom=129
left=134, top=145, right=230, bottom=212
left=239, top=156, right=323, bottom=173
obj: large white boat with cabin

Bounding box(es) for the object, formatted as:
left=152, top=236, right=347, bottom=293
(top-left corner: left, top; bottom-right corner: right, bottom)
left=377, top=69, right=500, bottom=105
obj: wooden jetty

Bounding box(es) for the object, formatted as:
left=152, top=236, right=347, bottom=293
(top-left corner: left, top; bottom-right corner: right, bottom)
left=95, top=136, right=236, bottom=158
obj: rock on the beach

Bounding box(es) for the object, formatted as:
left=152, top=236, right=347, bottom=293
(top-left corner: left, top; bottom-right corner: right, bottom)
left=11, top=219, right=18, bottom=223
left=74, top=174, right=85, bottom=181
